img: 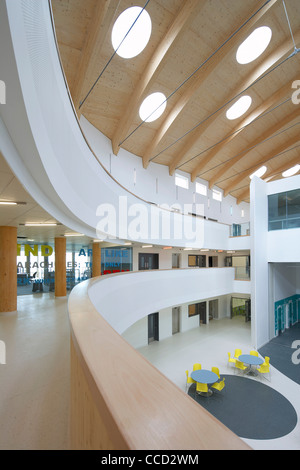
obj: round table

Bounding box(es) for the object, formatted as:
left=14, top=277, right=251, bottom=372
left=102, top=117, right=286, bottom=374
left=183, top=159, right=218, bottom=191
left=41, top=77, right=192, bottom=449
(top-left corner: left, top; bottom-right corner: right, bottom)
left=191, top=369, right=219, bottom=396
left=238, top=354, right=264, bottom=376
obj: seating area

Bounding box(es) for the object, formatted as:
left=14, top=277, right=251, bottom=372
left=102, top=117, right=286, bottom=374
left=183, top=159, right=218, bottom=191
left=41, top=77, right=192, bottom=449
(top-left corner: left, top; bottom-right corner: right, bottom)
left=186, top=363, right=226, bottom=397
left=227, top=348, right=271, bottom=380
left=186, top=349, right=271, bottom=396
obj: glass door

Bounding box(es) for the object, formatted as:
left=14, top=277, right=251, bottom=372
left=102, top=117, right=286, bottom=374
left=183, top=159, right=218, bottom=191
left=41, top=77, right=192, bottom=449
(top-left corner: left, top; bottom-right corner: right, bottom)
left=138, top=253, right=159, bottom=270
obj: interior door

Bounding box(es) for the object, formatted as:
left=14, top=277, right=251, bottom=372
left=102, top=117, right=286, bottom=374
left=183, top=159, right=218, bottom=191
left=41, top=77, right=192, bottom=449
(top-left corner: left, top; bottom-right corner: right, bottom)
left=172, top=307, right=180, bottom=335
left=148, top=313, right=159, bottom=343
left=139, top=253, right=159, bottom=270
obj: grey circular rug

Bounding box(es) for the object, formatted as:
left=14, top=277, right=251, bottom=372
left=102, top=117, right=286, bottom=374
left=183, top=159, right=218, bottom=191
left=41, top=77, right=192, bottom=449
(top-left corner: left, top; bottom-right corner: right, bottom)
left=188, top=374, right=297, bottom=440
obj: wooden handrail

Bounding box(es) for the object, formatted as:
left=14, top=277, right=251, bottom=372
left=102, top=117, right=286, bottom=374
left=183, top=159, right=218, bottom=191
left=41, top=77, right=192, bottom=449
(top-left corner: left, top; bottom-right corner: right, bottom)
left=68, top=277, right=251, bottom=450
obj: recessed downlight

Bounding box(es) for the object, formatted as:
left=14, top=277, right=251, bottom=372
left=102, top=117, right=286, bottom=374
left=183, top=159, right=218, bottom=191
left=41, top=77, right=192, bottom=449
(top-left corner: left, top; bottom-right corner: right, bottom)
left=111, top=6, right=152, bottom=59
left=282, top=164, right=300, bottom=178
left=236, top=26, right=272, bottom=65
left=250, top=165, right=267, bottom=179
left=139, top=92, right=167, bottom=122
left=226, top=95, right=252, bottom=120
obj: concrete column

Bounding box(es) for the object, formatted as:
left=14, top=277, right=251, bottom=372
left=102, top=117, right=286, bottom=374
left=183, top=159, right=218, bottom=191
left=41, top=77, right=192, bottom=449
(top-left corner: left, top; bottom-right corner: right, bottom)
left=0, top=226, right=17, bottom=313
left=92, top=242, right=101, bottom=278
left=55, top=237, right=66, bottom=297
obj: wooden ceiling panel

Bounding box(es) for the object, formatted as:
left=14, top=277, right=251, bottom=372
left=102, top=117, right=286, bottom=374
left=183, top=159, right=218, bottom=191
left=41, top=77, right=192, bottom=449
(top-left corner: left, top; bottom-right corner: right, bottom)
left=51, top=0, right=300, bottom=203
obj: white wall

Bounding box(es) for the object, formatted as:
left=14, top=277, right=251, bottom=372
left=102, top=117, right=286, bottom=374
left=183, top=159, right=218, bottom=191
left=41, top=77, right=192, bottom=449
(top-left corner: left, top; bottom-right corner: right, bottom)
left=80, top=116, right=250, bottom=227
left=251, top=174, right=300, bottom=347
left=250, top=177, right=269, bottom=348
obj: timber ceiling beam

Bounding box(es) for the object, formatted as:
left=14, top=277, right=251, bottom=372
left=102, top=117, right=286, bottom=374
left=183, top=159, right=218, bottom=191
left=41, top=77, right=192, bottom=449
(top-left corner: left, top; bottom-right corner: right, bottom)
left=206, top=79, right=297, bottom=188
left=223, top=133, right=300, bottom=197
left=72, top=0, right=119, bottom=115
left=190, top=29, right=300, bottom=182
left=142, top=0, right=278, bottom=169
left=236, top=153, right=300, bottom=204
left=175, top=78, right=293, bottom=181
left=208, top=105, right=300, bottom=189
left=111, top=0, right=199, bottom=156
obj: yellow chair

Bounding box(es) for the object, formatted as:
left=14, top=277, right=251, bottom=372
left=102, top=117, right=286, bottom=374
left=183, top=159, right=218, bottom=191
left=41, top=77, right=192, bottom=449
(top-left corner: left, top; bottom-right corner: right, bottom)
left=196, top=382, right=208, bottom=394
left=234, top=348, right=242, bottom=358
left=185, top=370, right=195, bottom=391
left=257, top=359, right=271, bottom=380
left=250, top=350, right=258, bottom=357
left=227, top=352, right=236, bottom=367
left=235, top=359, right=247, bottom=374
left=193, top=363, right=202, bottom=371
left=211, top=366, right=220, bottom=378
left=211, top=377, right=225, bottom=391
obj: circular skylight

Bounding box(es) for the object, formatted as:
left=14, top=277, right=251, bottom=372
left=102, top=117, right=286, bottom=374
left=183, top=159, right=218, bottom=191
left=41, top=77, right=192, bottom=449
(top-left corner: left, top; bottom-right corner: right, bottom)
left=226, top=95, right=252, bottom=120
left=282, top=164, right=300, bottom=178
left=139, top=92, right=167, bottom=122
left=236, top=26, right=272, bottom=65
left=111, top=7, right=152, bottom=59
left=250, top=165, right=267, bottom=179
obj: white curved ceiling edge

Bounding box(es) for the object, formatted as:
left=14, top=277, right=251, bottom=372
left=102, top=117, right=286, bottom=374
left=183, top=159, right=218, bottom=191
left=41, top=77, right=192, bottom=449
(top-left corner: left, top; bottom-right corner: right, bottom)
left=0, top=0, right=211, bottom=248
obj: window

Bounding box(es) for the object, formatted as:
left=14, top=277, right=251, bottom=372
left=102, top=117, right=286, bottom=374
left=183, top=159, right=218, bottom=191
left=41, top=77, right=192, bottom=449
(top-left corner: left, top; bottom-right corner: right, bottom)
left=195, top=182, right=207, bottom=196
left=236, top=26, right=272, bottom=65
left=212, top=189, right=222, bottom=201
left=139, top=92, right=167, bottom=122
left=226, top=95, right=252, bottom=120
left=250, top=165, right=267, bottom=179
left=188, top=254, right=206, bottom=267
left=175, top=173, right=189, bottom=189
left=111, top=7, right=152, bottom=59
left=268, top=189, right=300, bottom=231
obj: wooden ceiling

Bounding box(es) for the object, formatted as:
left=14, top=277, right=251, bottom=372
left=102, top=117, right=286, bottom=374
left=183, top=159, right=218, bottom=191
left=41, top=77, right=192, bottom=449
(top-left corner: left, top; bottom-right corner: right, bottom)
left=51, top=0, right=300, bottom=203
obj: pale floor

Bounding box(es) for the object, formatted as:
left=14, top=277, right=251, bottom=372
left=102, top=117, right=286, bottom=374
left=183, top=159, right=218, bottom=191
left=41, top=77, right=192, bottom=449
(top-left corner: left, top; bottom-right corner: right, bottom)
left=0, top=293, right=70, bottom=450
left=0, top=294, right=299, bottom=450
left=138, top=315, right=300, bottom=450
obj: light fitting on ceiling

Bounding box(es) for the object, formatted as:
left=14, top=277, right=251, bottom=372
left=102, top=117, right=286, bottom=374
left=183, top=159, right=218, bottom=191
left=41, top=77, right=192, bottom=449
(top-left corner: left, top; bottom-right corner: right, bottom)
left=250, top=165, right=267, bottom=179
left=226, top=95, right=252, bottom=120
left=282, top=164, right=300, bottom=178
left=111, top=6, right=152, bottom=59
left=236, top=26, right=272, bottom=64
left=23, top=223, right=58, bottom=227
left=139, top=92, right=167, bottom=122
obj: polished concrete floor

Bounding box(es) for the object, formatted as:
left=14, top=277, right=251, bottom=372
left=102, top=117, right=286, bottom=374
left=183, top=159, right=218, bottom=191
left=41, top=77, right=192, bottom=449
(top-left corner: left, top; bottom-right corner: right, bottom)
left=0, top=294, right=70, bottom=450
left=0, top=294, right=299, bottom=450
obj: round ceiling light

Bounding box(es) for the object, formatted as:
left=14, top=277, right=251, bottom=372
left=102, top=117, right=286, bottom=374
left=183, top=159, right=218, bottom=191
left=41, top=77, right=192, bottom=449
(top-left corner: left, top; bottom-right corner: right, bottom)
left=236, top=26, right=272, bottom=65
left=139, top=92, right=167, bottom=122
left=111, top=6, right=152, bottom=59
left=250, top=165, right=267, bottom=179
left=282, top=164, right=300, bottom=178
left=226, top=95, right=252, bottom=120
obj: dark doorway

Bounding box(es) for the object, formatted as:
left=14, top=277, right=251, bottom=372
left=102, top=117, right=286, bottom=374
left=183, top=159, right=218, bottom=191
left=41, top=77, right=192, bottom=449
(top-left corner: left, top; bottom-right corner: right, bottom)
left=138, top=253, right=159, bottom=270
left=148, top=312, right=159, bottom=343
